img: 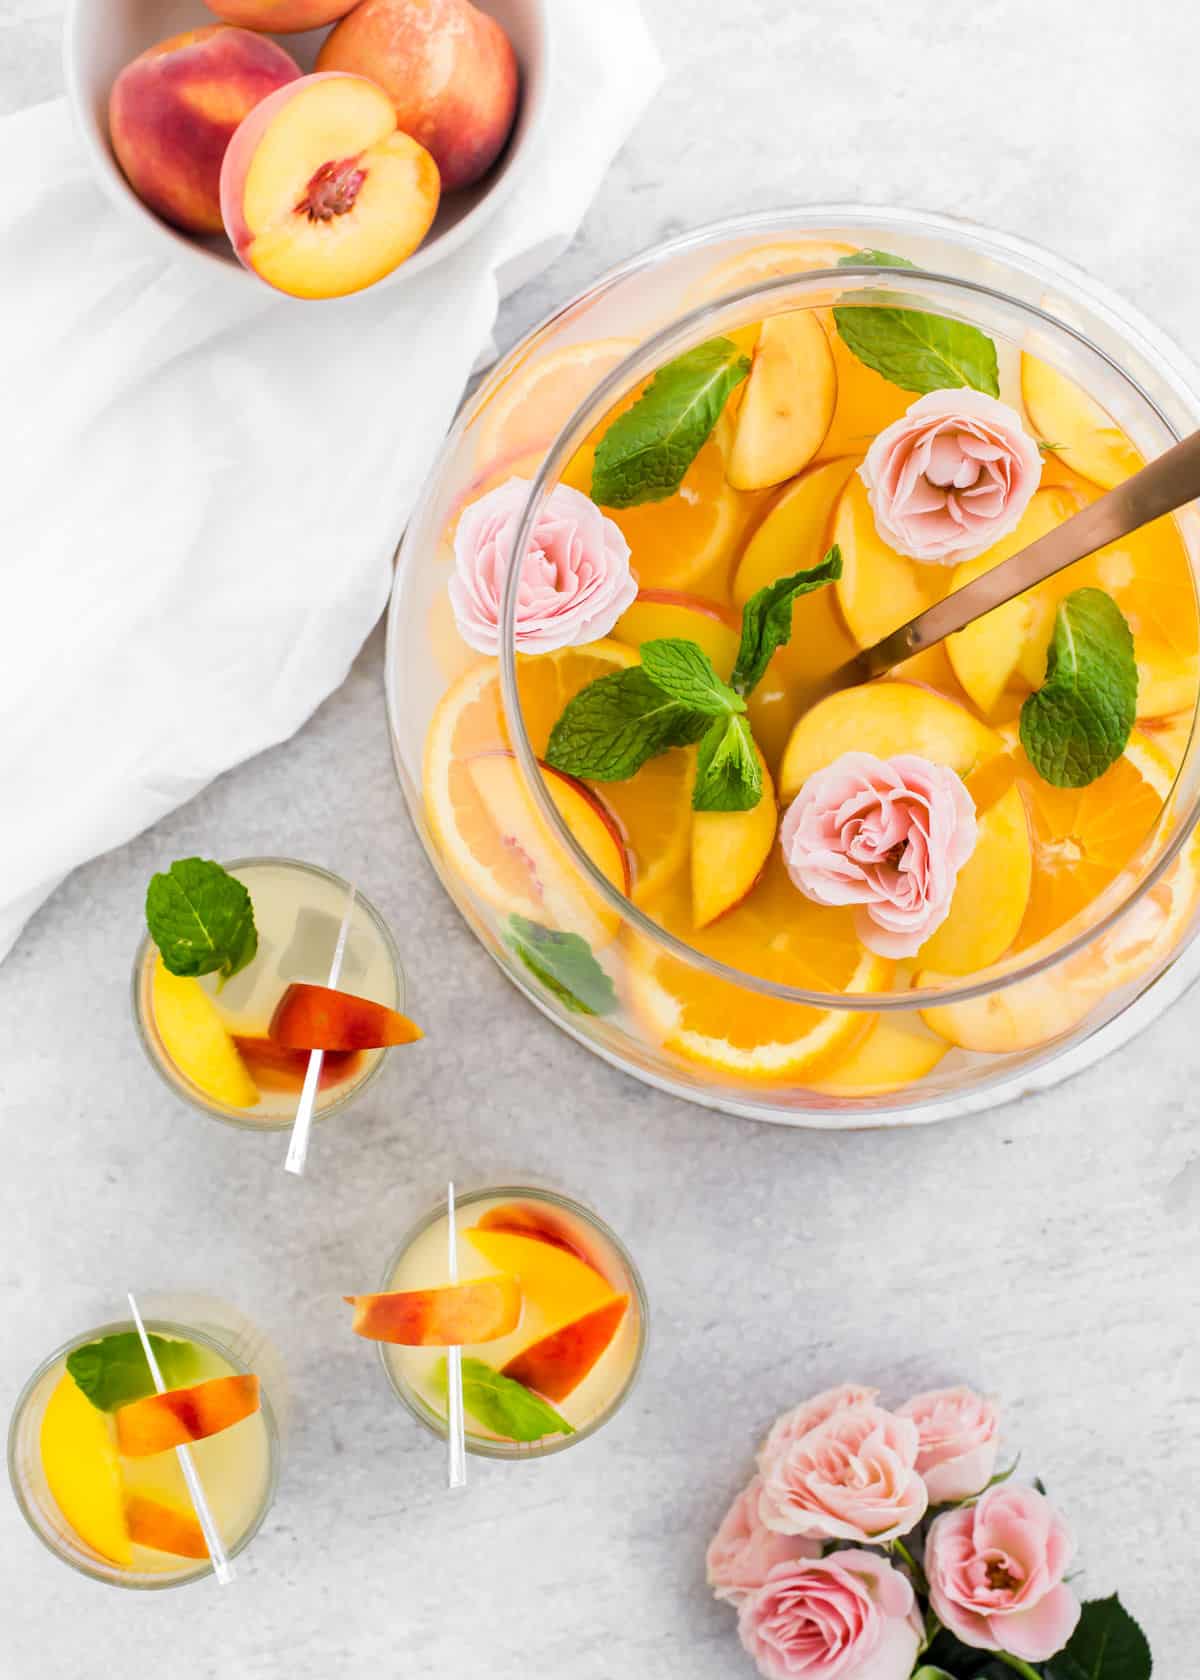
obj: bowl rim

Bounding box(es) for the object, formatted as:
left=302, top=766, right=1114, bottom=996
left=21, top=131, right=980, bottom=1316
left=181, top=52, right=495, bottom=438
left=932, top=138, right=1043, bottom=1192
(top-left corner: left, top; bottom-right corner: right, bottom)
left=60, top=0, right=553, bottom=298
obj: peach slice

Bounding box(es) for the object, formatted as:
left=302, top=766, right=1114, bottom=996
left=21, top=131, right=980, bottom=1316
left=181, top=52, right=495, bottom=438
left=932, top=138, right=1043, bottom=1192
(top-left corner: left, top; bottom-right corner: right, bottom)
left=346, top=1277, right=521, bottom=1346
left=475, top=1203, right=594, bottom=1266
left=1134, top=642, right=1200, bottom=720
left=152, top=958, right=258, bottom=1110
left=269, top=985, right=422, bottom=1051
left=807, top=1014, right=948, bottom=1097
left=915, top=784, right=1033, bottom=974
left=233, top=1035, right=362, bottom=1092
left=691, top=745, right=777, bottom=928
left=502, top=1296, right=629, bottom=1402
left=39, top=1374, right=131, bottom=1566
left=779, top=680, right=1003, bottom=803
left=614, top=591, right=740, bottom=682
left=220, top=72, right=440, bottom=300
left=116, top=1375, right=261, bottom=1458
left=733, top=458, right=857, bottom=606
left=832, top=473, right=952, bottom=649
left=205, top=0, right=356, bottom=28
left=125, top=1495, right=208, bottom=1560
left=727, top=312, right=838, bottom=490
left=1022, top=354, right=1143, bottom=490
left=465, top=1229, right=616, bottom=1334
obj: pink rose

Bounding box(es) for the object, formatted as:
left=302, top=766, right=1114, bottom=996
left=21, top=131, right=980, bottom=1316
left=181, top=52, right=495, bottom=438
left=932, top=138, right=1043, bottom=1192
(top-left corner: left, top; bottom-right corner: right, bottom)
left=925, top=1483, right=1081, bottom=1661
left=898, top=1386, right=1000, bottom=1504
left=759, top=1404, right=928, bottom=1544
left=780, top=752, right=977, bottom=959
left=449, top=476, right=637, bottom=655
left=758, top=1385, right=879, bottom=1472
left=707, top=1477, right=821, bottom=1605
left=860, top=388, right=1041, bottom=563
left=738, top=1553, right=922, bottom=1680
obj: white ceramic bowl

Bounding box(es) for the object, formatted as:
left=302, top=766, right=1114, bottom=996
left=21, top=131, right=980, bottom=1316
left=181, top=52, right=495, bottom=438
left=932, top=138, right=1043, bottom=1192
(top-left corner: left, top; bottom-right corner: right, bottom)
left=63, top=0, right=549, bottom=296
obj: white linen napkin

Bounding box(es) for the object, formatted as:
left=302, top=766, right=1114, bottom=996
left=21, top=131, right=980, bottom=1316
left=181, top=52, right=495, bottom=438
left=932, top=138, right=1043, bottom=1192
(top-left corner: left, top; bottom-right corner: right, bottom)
left=0, top=2, right=661, bottom=963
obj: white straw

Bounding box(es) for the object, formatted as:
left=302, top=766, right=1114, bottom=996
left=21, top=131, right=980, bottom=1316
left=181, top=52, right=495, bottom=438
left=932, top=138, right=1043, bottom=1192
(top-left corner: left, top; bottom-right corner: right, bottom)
left=446, top=1182, right=467, bottom=1490
left=126, top=1294, right=233, bottom=1586
left=285, top=882, right=356, bottom=1177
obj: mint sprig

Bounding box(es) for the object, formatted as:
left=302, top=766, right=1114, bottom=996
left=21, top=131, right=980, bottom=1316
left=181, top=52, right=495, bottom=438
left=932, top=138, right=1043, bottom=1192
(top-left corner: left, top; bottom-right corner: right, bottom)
left=505, top=916, right=617, bottom=1016
left=145, top=857, right=257, bottom=982
left=1019, top=588, right=1137, bottom=788
left=639, top=638, right=745, bottom=717
left=833, top=247, right=1000, bottom=397
left=67, top=1332, right=202, bottom=1412
left=545, top=666, right=711, bottom=781
left=731, top=548, right=843, bottom=695
left=591, top=337, right=750, bottom=509
left=694, top=714, right=762, bottom=812
left=431, top=1356, right=574, bottom=1443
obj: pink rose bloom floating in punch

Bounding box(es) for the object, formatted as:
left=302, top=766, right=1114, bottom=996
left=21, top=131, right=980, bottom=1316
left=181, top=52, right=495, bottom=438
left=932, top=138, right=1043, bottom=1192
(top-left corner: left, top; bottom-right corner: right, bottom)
left=860, top=388, right=1041, bottom=563
left=758, top=1384, right=879, bottom=1473
left=449, top=477, right=637, bottom=655
left=780, top=752, right=977, bottom=959
left=898, top=1385, right=1000, bottom=1504
left=925, top=1482, right=1081, bottom=1662
left=706, top=1476, right=821, bottom=1605
left=738, top=1552, right=922, bottom=1680
left=758, top=1404, right=927, bottom=1544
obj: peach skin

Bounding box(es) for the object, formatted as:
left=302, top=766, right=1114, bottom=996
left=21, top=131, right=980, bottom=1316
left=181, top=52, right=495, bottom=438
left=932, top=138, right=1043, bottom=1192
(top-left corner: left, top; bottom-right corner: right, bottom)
left=317, top=0, right=519, bottom=191
left=204, top=0, right=358, bottom=29
left=220, top=72, right=441, bottom=298
left=503, top=1296, right=629, bottom=1402
left=108, top=27, right=301, bottom=235
left=115, top=1375, right=261, bottom=1457
left=268, top=984, right=423, bottom=1051
left=125, top=1495, right=209, bottom=1560
left=345, top=1277, right=522, bottom=1345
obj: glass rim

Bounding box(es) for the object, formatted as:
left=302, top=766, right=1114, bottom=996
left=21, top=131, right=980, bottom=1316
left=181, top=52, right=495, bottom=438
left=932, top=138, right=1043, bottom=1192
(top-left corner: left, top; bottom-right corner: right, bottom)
left=7, top=1316, right=281, bottom=1591
left=131, top=855, right=405, bottom=1131
left=491, top=224, right=1200, bottom=1012
left=374, top=1184, right=649, bottom=1460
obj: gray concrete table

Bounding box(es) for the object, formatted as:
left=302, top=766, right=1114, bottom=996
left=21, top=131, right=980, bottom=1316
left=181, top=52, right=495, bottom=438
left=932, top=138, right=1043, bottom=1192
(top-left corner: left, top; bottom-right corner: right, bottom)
left=3, top=2, right=1198, bottom=1674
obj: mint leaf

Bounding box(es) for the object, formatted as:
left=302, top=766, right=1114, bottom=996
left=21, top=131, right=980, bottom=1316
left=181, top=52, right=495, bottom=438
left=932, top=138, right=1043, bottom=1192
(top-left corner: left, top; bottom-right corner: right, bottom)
left=833, top=248, right=999, bottom=396
left=145, top=858, right=258, bottom=981
left=1019, top=589, right=1137, bottom=787
left=431, top=1356, right=574, bottom=1443
left=591, top=338, right=750, bottom=508
left=693, top=713, right=763, bottom=812
left=67, top=1332, right=202, bottom=1412
left=732, top=547, right=843, bottom=696
left=545, top=666, right=709, bottom=781
left=639, top=638, right=744, bottom=716
left=1047, top=1596, right=1152, bottom=1680
left=505, top=916, right=617, bottom=1016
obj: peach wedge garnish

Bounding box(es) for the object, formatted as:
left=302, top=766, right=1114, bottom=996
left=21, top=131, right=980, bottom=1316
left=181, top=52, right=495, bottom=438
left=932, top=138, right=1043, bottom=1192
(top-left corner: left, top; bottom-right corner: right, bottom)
left=269, top=984, right=423, bottom=1052
left=220, top=72, right=440, bottom=299
left=116, top=1374, right=261, bottom=1457
left=125, top=1494, right=209, bottom=1559
left=345, top=1277, right=521, bottom=1346
left=502, top=1296, right=629, bottom=1403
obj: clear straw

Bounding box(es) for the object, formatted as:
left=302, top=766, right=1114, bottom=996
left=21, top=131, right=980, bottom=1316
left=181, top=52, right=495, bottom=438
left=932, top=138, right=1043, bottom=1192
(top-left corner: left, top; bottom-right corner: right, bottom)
left=285, top=882, right=356, bottom=1177
left=126, top=1293, right=234, bottom=1586
left=446, top=1182, right=467, bottom=1489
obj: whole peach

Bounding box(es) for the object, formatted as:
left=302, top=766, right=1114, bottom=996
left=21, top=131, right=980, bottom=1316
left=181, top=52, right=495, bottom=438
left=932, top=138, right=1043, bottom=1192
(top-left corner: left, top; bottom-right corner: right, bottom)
left=203, top=0, right=359, bottom=28
left=316, top=0, right=518, bottom=191
left=109, top=27, right=301, bottom=234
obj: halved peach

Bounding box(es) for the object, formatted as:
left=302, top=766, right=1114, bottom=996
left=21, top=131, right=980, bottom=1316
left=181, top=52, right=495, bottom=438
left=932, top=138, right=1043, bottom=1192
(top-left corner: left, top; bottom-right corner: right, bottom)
left=233, top=1034, right=363, bottom=1092
left=916, top=784, right=1032, bottom=974
left=116, top=1375, right=260, bottom=1458
left=269, top=985, right=422, bottom=1051
left=692, top=745, right=777, bottom=928
left=733, top=458, right=857, bottom=606
left=833, top=473, right=952, bottom=648
left=1021, top=354, right=1143, bottom=490
left=502, top=1296, right=629, bottom=1402
left=125, top=1494, right=208, bottom=1560
left=614, top=591, right=740, bottom=681
left=220, top=72, right=440, bottom=299
left=778, top=680, right=1003, bottom=804
left=345, top=1276, right=521, bottom=1346
left=727, top=312, right=837, bottom=490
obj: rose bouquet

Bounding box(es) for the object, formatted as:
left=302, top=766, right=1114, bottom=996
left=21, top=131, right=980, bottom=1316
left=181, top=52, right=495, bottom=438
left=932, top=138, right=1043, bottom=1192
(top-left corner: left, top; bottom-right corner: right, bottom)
left=707, top=1384, right=1151, bottom=1680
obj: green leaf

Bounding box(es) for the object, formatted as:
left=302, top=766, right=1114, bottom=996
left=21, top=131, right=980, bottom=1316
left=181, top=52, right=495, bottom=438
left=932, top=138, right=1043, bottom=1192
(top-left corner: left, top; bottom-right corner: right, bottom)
left=545, top=665, right=710, bottom=781
left=430, top=1357, right=574, bottom=1443
left=833, top=249, right=999, bottom=396
left=639, top=638, right=745, bottom=716
left=145, top=858, right=258, bottom=981
left=693, top=713, right=763, bottom=812
left=591, top=337, right=750, bottom=508
left=67, top=1332, right=202, bottom=1413
left=731, top=547, right=843, bottom=696
left=504, top=916, right=617, bottom=1016
left=1046, top=1596, right=1152, bottom=1680
left=912, top=1669, right=958, bottom=1680
left=1019, top=589, right=1137, bottom=787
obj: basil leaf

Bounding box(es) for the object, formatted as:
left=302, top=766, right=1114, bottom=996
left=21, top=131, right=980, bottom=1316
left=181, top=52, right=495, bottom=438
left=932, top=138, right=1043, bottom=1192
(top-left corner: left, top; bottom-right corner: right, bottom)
left=67, top=1332, right=202, bottom=1412
left=145, top=858, right=258, bottom=981
left=591, top=338, right=750, bottom=508
left=693, top=713, right=763, bottom=812
left=431, top=1357, right=574, bottom=1443
left=731, top=547, right=843, bottom=696
left=1019, top=589, right=1137, bottom=787
left=545, top=665, right=710, bottom=781
left=639, top=638, right=744, bottom=716
left=833, top=249, right=999, bottom=396
left=505, top=916, right=617, bottom=1016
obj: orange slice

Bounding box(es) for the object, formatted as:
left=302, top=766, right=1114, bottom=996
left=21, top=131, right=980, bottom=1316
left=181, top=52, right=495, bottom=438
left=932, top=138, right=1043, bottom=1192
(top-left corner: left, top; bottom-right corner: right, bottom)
left=474, top=337, right=639, bottom=466
left=626, top=852, right=889, bottom=1082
